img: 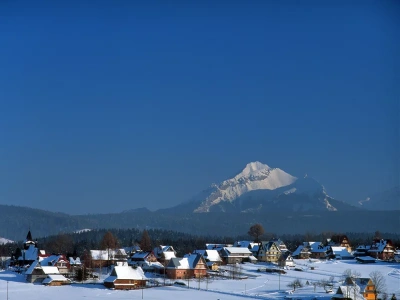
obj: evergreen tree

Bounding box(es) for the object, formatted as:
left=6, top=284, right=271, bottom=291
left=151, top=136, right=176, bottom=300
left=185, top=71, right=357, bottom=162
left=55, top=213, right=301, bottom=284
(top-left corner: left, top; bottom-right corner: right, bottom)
left=140, top=230, right=152, bottom=252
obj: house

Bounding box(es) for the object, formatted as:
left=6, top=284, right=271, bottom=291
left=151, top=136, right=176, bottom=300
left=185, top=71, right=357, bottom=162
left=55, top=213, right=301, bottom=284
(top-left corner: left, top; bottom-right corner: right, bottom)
left=129, top=251, right=158, bottom=265
left=233, top=241, right=259, bottom=256
left=193, top=249, right=223, bottom=268
left=257, top=239, right=288, bottom=263
left=332, top=277, right=375, bottom=300
left=277, top=251, right=295, bottom=268
left=104, top=263, right=147, bottom=290
left=42, top=274, right=72, bottom=286
left=355, top=256, right=376, bottom=264
left=165, top=253, right=207, bottom=279
left=128, top=251, right=164, bottom=272
left=367, top=239, right=395, bottom=260
left=308, top=242, right=332, bottom=259
left=292, top=243, right=311, bottom=259
left=90, top=248, right=128, bottom=268
left=353, top=245, right=370, bottom=257
left=206, top=243, right=231, bottom=251
left=25, top=260, right=70, bottom=285
left=326, top=235, right=352, bottom=253
left=219, top=247, right=253, bottom=264
left=331, top=247, right=354, bottom=260
left=153, top=245, right=176, bottom=265
left=39, top=254, right=71, bottom=274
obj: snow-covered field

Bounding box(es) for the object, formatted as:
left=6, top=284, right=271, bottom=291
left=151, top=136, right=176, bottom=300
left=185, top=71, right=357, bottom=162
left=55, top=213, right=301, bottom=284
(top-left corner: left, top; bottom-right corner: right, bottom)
left=0, top=259, right=399, bottom=300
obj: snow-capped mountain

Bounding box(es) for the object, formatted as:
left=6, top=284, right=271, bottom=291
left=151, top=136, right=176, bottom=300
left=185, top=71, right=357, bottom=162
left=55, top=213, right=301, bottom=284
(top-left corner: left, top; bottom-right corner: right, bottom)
left=169, top=161, right=360, bottom=213
left=193, top=162, right=297, bottom=212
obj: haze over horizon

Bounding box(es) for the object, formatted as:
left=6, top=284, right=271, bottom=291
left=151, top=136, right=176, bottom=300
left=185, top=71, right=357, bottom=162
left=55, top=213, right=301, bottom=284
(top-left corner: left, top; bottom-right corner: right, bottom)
left=0, top=1, right=399, bottom=215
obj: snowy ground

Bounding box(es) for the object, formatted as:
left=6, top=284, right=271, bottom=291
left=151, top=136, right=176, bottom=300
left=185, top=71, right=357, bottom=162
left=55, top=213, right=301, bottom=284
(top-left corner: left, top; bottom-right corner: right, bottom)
left=0, top=259, right=399, bottom=300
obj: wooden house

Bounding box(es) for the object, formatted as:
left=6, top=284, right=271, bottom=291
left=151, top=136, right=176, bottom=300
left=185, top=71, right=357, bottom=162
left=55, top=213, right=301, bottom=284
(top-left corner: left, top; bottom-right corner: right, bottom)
left=193, top=249, right=223, bottom=268
left=326, top=235, right=352, bottom=253
left=257, top=239, right=288, bottom=263
left=292, top=243, right=311, bottom=259
left=219, top=247, right=253, bottom=264
left=25, top=260, right=70, bottom=285
left=277, top=251, right=295, bottom=267
left=153, top=245, right=177, bottom=265
left=332, top=277, right=375, bottom=300
left=104, top=264, right=147, bottom=290
left=42, top=274, right=71, bottom=286
left=165, top=253, right=207, bottom=280
left=367, top=239, right=395, bottom=260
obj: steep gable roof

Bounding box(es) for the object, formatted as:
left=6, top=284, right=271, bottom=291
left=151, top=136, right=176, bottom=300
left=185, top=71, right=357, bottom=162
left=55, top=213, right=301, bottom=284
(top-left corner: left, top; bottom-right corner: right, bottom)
left=104, top=265, right=146, bottom=283
left=167, top=253, right=205, bottom=270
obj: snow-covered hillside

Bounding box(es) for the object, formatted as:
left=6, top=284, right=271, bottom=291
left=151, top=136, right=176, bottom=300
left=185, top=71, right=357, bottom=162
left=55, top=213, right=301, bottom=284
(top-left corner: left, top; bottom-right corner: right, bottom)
left=0, top=259, right=398, bottom=300
left=0, top=237, right=13, bottom=245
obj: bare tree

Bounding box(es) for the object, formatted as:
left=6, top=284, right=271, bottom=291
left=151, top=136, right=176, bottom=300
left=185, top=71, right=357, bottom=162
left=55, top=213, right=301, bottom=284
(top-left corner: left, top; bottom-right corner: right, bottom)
left=248, top=224, right=265, bottom=243
left=370, top=271, right=386, bottom=300
left=288, top=279, right=303, bottom=292
left=319, top=278, right=334, bottom=293
left=343, top=269, right=361, bottom=280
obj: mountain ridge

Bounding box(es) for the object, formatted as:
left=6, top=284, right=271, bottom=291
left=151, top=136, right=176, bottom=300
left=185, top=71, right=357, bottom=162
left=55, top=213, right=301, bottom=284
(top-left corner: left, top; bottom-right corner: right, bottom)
left=169, top=161, right=358, bottom=213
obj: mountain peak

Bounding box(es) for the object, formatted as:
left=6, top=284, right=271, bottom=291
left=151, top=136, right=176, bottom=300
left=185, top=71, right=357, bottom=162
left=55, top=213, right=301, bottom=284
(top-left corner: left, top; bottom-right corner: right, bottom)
left=240, top=161, right=271, bottom=176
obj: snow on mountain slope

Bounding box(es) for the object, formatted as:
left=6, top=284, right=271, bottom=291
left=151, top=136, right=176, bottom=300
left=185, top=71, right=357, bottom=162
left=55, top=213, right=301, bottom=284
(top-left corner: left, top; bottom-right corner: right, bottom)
left=0, top=237, right=13, bottom=245
left=193, top=162, right=297, bottom=212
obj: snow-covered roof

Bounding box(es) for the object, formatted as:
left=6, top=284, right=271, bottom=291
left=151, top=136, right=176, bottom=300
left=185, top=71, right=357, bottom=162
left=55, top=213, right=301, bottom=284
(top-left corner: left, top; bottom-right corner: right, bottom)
left=42, top=274, right=70, bottom=284
left=233, top=241, right=258, bottom=249
left=168, top=253, right=204, bottom=270
left=331, top=247, right=353, bottom=257
left=223, top=247, right=252, bottom=255
left=204, top=250, right=222, bottom=262
left=69, top=257, right=81, bottom=265
left=25, top=260, right=40, bottom=275
left=309, top=242, right=329, bottom=253
left=132, top=251, right=151, bottom=259
left=163, top=251, right=176, bottom=260
left=206, top=243, right=228, bottom=250
left=292, top=245, right=303, bottom=256
left=104, top=266, right=146, bottom=282
left=39, top=255, right=68, bottom=266
left=41, top=266, right=60, bottom=275
left=153, top=245, right=176, bottom=259
left=369, top=239, right=394, bottom=253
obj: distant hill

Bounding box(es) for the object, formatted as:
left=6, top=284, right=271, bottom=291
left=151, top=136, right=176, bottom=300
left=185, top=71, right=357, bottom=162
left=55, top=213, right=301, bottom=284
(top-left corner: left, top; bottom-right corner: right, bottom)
left=0, top=204, right=398, bottom=241
left=358, top=186, right=400, bottom=210
left=0, top=237, right=13, bottom=245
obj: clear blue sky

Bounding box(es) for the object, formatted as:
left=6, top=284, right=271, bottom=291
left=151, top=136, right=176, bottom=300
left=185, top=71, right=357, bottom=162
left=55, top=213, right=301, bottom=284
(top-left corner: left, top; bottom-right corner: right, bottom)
left=0, top=0, right=399, bottom=214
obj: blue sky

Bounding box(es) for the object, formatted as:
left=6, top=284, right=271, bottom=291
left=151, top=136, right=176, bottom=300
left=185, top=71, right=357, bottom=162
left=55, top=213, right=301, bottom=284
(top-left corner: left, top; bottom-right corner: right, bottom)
left=0, top=0, right=399, bottom=214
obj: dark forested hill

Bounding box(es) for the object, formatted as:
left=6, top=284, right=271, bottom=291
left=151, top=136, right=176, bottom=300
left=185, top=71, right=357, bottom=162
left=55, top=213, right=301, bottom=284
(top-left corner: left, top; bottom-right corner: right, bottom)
left=0, top=204, right=398, bottom=241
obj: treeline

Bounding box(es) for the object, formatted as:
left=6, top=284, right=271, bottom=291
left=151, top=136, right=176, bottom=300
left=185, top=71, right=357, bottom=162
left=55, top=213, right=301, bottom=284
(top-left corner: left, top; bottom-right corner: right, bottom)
left=1, top=228, right=399, bottom=259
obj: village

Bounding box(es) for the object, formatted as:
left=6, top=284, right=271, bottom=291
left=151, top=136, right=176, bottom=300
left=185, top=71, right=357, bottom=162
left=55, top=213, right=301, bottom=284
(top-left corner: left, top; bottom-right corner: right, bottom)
left=0, top=227, right=399, bottom=300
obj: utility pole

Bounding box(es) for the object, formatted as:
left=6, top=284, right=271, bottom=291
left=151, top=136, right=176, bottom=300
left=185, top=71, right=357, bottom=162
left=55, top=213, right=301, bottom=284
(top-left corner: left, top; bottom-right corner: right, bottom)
left=279, top=270, right=281, bottom=291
